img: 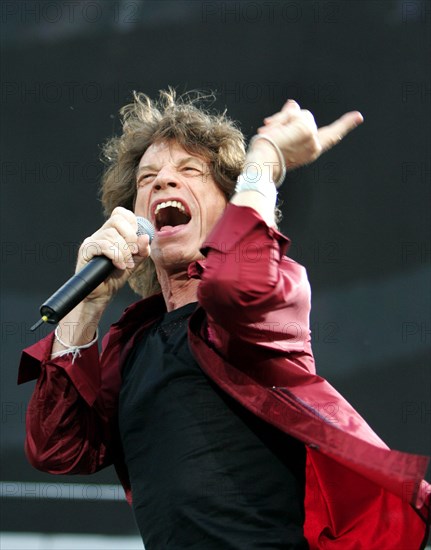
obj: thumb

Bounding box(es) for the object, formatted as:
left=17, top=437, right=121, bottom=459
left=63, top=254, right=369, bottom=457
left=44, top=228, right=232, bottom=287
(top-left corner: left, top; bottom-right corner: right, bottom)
left=318, top=111, right=364, bottom=152
left=135, top=233, right=152, bottom=259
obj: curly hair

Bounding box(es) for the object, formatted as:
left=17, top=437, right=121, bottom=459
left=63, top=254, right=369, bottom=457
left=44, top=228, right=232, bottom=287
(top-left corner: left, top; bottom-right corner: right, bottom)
left=100, top=88, right=246, bottom=298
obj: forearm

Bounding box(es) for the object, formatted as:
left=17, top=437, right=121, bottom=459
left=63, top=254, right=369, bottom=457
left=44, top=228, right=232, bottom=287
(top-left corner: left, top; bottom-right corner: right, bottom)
left=199, top=204, right=289, bottom=313
left=230, top=138, right=281, bottom=228
left=20, top=328, right=111, bottom=474
left=25, top=362, right=111, bottom=474
left=199, top=204, right=311, bottom=356
left=51, top=298, right=109, bottom=354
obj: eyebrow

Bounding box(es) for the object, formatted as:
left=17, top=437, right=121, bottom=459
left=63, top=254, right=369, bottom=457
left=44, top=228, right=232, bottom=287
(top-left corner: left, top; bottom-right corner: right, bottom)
left=136, top=156, right=204, bottom=178
left=136, top=164, right=158, bottom=177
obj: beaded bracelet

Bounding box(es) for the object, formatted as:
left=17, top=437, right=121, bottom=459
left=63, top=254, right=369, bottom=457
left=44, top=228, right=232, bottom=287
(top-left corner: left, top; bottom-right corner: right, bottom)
left=51, top=325, right=99, bottom=363
left=248, top=134, right=286, bottom=188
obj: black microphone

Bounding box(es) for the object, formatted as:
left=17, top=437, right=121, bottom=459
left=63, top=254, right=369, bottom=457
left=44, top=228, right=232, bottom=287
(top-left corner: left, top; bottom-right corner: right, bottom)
left=30, top=217, right=155, bottom=331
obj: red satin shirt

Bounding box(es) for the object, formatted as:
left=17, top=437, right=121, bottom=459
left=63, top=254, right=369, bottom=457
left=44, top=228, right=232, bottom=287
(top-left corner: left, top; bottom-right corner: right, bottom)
left=19, top=205, right=430, bottom=549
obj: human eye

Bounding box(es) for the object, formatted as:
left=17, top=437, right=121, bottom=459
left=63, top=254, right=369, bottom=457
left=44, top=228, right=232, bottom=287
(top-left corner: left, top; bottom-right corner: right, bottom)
left=182, top=165, right=201, bottom=175
left=137, top=173, right=156, bottom=186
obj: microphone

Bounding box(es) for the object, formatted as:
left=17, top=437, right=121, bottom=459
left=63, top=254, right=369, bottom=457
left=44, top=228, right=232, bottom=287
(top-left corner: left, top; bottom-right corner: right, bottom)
left=30, top=217, right=155, bottom=331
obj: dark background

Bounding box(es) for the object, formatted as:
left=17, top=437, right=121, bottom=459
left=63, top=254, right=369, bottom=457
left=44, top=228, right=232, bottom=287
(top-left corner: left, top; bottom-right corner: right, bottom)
left=1, top=0, right=430, bottom=542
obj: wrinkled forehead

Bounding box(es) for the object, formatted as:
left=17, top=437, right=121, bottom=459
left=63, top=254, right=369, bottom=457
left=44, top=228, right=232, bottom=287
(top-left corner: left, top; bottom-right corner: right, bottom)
left=138, top=140, right=209, bottom=170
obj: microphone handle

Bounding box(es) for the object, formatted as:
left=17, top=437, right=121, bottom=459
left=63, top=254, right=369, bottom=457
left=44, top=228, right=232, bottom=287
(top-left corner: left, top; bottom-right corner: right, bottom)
left=40, top=256, right=115, bottom=324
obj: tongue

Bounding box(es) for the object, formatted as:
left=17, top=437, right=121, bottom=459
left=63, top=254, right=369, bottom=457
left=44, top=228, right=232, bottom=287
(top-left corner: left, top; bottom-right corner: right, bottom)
left=158, top=221, right=189, bottom=233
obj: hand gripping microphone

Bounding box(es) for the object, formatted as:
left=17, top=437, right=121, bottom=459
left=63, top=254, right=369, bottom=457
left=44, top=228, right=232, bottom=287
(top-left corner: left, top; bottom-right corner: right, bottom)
left=30, top=217, right=155, bottom=331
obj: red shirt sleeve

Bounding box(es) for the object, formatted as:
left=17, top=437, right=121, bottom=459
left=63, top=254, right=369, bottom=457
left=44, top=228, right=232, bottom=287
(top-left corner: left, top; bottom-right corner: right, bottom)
left=18, top=294, right=165, bottom=480
left=18, top=332, right=113, bottom=475
left=198, top=204, right=313, bottom=356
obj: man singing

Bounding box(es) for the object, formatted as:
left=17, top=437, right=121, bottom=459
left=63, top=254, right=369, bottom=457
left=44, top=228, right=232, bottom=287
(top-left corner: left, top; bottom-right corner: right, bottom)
left=19, top=90, right=430, bottom=548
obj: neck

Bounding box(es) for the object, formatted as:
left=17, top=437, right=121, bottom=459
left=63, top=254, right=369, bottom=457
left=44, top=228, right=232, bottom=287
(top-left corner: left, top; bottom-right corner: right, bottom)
left=156, top=267, right=199, bottom=312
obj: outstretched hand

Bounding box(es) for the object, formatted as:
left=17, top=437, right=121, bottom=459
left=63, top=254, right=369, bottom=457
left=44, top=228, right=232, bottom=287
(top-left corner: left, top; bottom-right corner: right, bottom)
left=257, top=99, right=364, bottom=171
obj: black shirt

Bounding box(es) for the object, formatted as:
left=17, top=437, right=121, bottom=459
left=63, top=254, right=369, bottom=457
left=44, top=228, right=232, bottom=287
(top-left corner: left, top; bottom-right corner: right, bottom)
left=119, top=302, right=308, bottom=549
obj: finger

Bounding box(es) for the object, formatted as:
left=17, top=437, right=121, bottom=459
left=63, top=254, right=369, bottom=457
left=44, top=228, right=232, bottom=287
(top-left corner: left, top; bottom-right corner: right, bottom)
left=263, top=99, right=301, bottom=125
left=318, top=111, right=364, bottom=152
left=109, top=206, right=139, bottom=237
left=126, top=237, right=150, bottom=272
left=281, top=99, right=300, bottom=113
left=80, top=235, right=131, bottom=270
left=103, top=213, right=139, bottom=249
left=103, top=227, right=138, bottom=268
left=99, top=210, right=143, bottom=267
left=136, top=234, right=151, bottom=258
left=111, top=206, right=138, bottom=227
left=279, top=100, right=303, bottom=124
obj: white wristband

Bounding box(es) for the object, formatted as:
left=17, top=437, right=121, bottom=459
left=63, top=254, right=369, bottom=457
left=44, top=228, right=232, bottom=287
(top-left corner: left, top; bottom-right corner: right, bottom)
left=51, top=325, right=99, bottom=363
left=235, top=165, right=278, bottom=207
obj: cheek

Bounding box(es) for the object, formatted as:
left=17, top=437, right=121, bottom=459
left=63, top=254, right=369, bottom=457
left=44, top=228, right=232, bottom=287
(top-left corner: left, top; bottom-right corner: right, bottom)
left=206, top=196, right=227, bottom=228
left=134, top=188, right=150, bottom=217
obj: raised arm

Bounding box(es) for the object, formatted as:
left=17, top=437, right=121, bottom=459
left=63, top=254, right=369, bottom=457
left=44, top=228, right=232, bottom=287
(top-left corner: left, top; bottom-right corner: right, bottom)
left=199, top=100, right=363, bottom=352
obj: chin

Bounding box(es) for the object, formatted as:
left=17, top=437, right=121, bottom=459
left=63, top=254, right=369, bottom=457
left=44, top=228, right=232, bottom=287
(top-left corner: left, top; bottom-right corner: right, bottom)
left=151, top=242, right=200, bottom=273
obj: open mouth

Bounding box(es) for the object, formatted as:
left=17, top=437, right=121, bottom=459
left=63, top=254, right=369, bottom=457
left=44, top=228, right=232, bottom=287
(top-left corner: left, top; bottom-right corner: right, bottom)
left=154, top=200, right=192, bottom=231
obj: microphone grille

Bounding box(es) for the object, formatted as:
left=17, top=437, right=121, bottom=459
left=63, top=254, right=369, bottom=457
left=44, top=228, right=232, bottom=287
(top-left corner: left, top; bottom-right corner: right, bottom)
left=136, top=217, right=155, bottom=243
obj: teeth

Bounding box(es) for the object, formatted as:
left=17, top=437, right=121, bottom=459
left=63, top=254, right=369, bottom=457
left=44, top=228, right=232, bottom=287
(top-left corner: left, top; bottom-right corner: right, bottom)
left=154, top=200, right=187, bottom=216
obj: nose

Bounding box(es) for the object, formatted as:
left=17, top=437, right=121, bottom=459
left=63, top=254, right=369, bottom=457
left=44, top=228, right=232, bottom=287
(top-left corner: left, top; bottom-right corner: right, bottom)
left=152, top=166, right=180, bottom=191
